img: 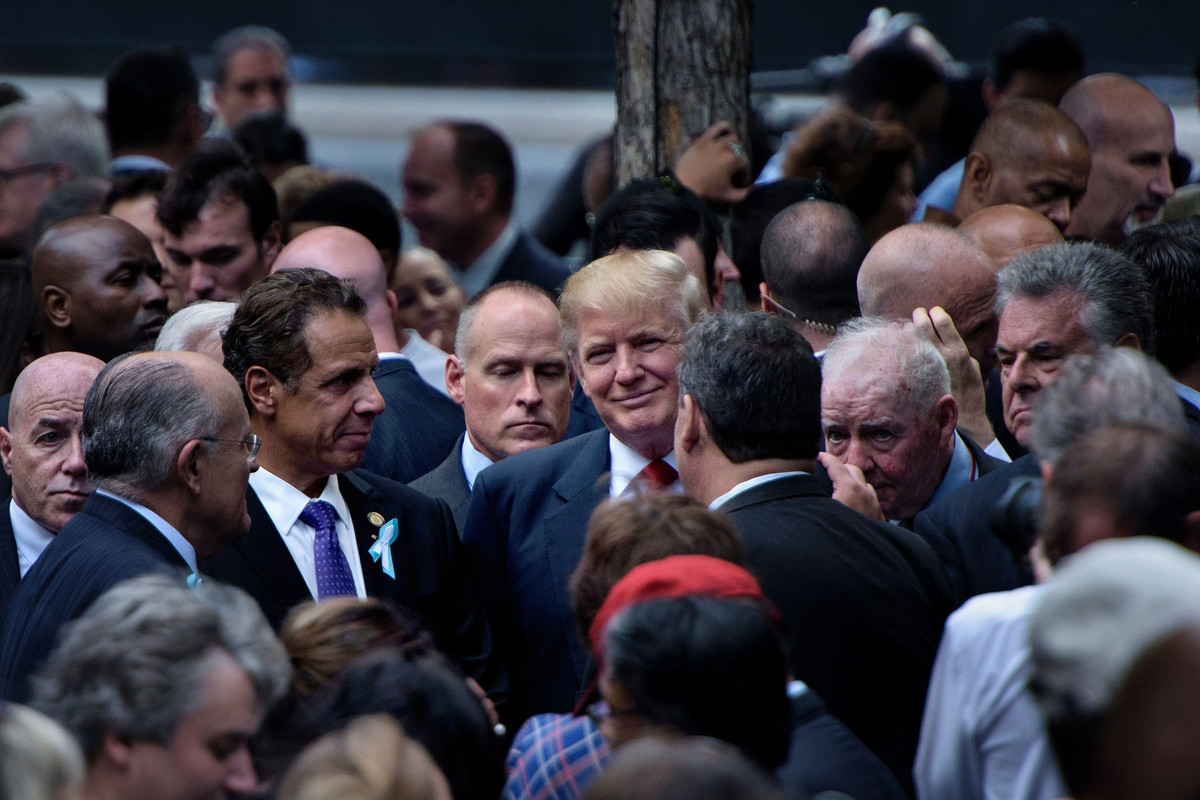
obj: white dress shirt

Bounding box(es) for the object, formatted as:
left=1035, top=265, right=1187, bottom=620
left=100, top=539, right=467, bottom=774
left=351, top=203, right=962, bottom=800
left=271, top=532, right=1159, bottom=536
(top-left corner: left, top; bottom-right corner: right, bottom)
left=248, top=468, right=367, bottom=599
left=10, top=499, right=55, bottom=577
left=607, top=434, right=680, bottom=498
left=460, top=435, right=495, bottom=490
left=708, top=471, right=809, bottom=510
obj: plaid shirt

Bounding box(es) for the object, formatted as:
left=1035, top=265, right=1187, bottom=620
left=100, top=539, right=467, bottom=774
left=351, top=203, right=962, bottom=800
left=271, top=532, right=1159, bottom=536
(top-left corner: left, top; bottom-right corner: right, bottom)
left=503, top=713, right=611, bottom=800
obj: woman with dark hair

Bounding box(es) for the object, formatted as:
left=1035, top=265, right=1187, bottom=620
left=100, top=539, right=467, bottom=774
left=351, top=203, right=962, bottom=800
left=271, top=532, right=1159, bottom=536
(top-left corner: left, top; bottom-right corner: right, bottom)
left=598, top=594, right=792, bottom=773
left=782, top=108, right=918, bottom=242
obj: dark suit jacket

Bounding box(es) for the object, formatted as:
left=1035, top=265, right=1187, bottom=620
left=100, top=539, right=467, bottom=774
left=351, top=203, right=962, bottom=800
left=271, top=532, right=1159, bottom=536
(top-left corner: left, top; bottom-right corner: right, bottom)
left=563, top=380, right=605, bottom=440
left=360, top=357, right=464, bottom=484
left=409, top=434, right=471, bottom=532
left=0, top=501, right=20, bottom=630
left=492, top=230, right=572, bottom=295
left=200, top=469, right=502, bottom=699
left=718, top=474, right=953, bottom=792
left=0, top=493, right=189, bottom=701
left=462, top=428, right=609, bottom=728
left=913, top=455, right=1040, bottom=609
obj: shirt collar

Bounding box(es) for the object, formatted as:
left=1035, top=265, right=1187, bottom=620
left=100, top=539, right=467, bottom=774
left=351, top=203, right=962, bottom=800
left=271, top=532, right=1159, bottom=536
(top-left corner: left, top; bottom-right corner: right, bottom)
left=1174, top=380, right=1200, bottom=412
left=9, top=498, right=56, bottom=577
left=95, top=488, right=197, bottom=572
left=249, top=467, right=353, bottom=538
left=455, top=221, right=518, bottom=298
left=608, top=433, right=678, bottom=498
left=460, top=435, right=496, bottom=490
left=709, top=472, right=809, bottom=510
left=924, top=431, right=977, bottom=512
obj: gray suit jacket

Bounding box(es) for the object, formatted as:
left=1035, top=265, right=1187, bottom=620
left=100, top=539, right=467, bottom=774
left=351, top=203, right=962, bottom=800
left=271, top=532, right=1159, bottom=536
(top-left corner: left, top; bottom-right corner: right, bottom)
left=409, top=434, right=472, bottom=533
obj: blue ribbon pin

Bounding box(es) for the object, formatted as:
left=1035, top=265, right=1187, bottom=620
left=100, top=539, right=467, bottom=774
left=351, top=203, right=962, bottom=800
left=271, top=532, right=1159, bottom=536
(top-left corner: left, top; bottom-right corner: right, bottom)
left=369, top=517, right=399, bottom=579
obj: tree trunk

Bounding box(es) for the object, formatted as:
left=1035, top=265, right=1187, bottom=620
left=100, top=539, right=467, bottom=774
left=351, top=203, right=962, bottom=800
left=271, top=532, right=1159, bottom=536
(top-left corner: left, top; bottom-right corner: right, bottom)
left=613, top=0, right=753, bottom=187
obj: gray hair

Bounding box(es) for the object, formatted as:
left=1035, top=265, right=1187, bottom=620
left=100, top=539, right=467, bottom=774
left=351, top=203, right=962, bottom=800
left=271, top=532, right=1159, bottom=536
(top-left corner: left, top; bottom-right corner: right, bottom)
left=81, top=355, right=224, bottom=493
left=1029, top=348, right=1184, bottom=465
left=33, top=574, right=290, bottom=761
left=0, top=704, right=84, bottom=800
left=822, top=317, right=950, bottom=415
left=0, top=98, right=109, bottom=181
left=997, top=242, right=1156, bottom=357
left=212, top=26, right=291, bottom=86
left=155, top=301, right=237, bottom=354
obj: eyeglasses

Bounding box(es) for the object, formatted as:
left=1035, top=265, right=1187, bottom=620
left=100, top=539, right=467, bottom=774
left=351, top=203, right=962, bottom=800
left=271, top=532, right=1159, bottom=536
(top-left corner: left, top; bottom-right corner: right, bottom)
left=0, top=163, right=55, bottom=190
left=199, top=433, right=261, bottom=462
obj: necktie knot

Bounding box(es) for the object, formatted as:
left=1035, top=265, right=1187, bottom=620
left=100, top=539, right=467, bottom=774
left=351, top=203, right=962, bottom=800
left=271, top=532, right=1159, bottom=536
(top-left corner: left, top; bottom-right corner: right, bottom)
left=302, top=499, right=356, bottom=599
left=640, top=459, right=678, bottom=492
left=300, top=499, right=339, bottom=532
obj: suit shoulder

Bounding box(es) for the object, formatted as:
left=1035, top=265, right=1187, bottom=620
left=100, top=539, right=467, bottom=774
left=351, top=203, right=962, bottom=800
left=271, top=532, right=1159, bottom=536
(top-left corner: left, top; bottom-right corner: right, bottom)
left=346, top=469, right=451, bottom=518
left=474, top=430, right=604, bottom=489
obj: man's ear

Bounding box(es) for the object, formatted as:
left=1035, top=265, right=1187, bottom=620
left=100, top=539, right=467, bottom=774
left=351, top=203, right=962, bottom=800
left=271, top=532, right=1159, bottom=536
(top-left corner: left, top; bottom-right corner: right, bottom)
left=466, top=173, right=498, bottom=216
left=259, top=220, right=283, bottom=271
left=963, top=152, right=993, bottom=203
left=1114, top=332, right=1143, bottom=351
left=981, top=78, right=1002, bottom=111
left=936, top=394, right=959, bottom=448
left=385, top=289, right=398, bottom=320
left=445, top=356, right=467, bottom=406
left=0, top=428, right=13, bottom=477
left=677, top=394, right=703, bottom=454
left=41, top=286, right=72, bottom=331
left=176, top=438, right=204, bottom=496
left=102, top=731, right=136, bottom=769
left=244, top=366, right=279, bottom=418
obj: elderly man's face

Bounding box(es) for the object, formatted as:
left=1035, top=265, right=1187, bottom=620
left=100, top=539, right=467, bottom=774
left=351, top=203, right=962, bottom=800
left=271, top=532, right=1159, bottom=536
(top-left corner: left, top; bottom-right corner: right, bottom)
left=821, top=360, right=955, bottom=520
left=573, top=305, right=685, bottom=458
left=269, top=311, right=385, bottom=486
left=0, top=122, right=57, bottom=255
left=0, top=361, right=98, bottom=532
left=449, top=291, right=572, bottom=462
left=125, top=649, right=261, bottom=800
left=995, top=289, right=1095, bottom=446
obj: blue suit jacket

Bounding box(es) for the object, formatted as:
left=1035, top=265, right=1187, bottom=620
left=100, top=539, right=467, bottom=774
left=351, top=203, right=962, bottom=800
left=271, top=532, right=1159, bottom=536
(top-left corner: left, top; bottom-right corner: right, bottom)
left=463, top=428, right=609, bottom=728
left=201, top=469, right=504, bottom=700
left=0, top=493, right=189, bottom=701
left=492, top=230, right=572, bottom=295
left=360, top=357, right=464, bottom=484
left=409, top=434, right=472, bottom=532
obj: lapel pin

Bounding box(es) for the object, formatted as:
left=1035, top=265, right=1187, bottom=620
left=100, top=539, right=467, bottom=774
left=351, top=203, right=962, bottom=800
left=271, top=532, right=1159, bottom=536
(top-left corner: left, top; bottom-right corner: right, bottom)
left=367, top=511, right=385, bottom=527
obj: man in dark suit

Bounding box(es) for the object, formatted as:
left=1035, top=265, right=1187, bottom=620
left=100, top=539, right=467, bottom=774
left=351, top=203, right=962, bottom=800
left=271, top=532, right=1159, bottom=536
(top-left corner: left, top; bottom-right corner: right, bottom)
left=0, top=350, right=259, bottom=700
left=820, top=318, right=1004, bottom=526
left=915, top=242, right=1156, bottom=607
left=411, top=281, right=572, bottom=530
left=674, top=311, right=953, bottom=791
left=1121, top=218, right=1200, bottom=441
left=203, top=268, right=501, bottom=700
left=270, top=225, right=463, bottom=483
left=0, top=352, right=103, bottom=624
left=463, top=250, right=707, bottom=728
left=401, top=120, right=570, bottom=297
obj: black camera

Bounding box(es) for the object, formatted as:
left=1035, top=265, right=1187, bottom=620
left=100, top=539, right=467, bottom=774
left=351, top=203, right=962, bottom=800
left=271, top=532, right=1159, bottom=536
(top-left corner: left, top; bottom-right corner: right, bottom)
left=990, top=475, right=1042, bottom=564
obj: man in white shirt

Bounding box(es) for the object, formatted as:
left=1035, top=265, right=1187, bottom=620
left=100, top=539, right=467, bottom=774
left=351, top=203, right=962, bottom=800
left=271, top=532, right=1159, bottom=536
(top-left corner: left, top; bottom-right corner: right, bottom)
left=204, top=268, right=501, bottom=701
left=412, top=281, right=573, bottom=530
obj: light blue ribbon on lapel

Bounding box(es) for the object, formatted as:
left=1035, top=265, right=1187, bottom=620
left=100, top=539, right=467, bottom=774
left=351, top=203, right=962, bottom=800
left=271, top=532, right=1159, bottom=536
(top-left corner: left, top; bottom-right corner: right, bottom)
left=369, top=517, right=399, bottom=579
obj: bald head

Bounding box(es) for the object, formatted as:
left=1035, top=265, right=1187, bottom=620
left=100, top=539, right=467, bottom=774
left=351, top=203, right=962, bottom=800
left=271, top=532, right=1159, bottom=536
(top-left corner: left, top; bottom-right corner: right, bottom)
left=759, top=200, right=867, bottom=349
left=953, top=98, right=1090, bottom=229
left=31, top=216, right=169, bottom=362
left=859, top=224, right=1000, bottom=374
left=271, top=225, right=399, bottom=352
left=1060, top=74, right=1175, bottom=246
left=959, top=204, right=1065, bottom=267
left=2, top=352, right=104, bottom=532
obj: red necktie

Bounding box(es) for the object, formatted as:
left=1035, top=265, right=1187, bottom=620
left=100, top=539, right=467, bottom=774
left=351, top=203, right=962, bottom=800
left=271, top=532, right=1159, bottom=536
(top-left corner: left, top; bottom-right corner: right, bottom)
left=640, top=459, right=678, bottom=492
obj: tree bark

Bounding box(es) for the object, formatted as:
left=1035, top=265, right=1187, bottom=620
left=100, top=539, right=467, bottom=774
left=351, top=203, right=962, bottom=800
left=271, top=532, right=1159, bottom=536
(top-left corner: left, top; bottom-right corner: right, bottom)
left=613, top=0, right=753, bottom=187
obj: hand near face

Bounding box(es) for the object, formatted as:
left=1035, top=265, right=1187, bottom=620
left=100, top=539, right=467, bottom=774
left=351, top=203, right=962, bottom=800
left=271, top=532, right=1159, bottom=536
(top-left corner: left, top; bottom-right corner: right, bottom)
left=911, top=306, right=994, bottom=446
left=817, top=451, right=884, bottom=521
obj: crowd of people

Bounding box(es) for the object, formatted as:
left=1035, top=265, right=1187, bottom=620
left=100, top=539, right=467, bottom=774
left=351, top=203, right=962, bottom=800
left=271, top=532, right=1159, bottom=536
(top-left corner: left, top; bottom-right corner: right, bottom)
left=1, top=12, right=1200, bottom=800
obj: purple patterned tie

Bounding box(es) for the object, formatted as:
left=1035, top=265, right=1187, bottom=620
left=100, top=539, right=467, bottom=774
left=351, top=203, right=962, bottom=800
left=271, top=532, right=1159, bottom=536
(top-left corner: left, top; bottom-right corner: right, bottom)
left=300, top=499, right=357, bottom=599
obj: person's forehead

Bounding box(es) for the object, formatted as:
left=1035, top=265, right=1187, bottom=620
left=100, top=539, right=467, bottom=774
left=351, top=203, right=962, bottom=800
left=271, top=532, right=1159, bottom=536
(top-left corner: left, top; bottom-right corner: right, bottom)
left=473, top=295, right=561, bottom=353
left=999, top=291, right=1089, bottom=339
left=405, top=128, right=459, bottom=176
left=0, top=121, right=30, bottom=166
left=575, top=304, right=678, bottom=339
left=225, top=46, right=288, bottom=81
left=178, top=198, right=255, bottom=242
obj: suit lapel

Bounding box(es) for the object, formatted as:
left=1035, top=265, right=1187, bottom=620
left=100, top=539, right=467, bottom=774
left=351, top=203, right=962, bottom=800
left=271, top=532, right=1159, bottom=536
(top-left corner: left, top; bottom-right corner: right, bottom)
left=240, top=487, right=313, bottom=606
left=544, top=430, right=611, bottom=685
left=339, top=472, right=388, bottom=598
